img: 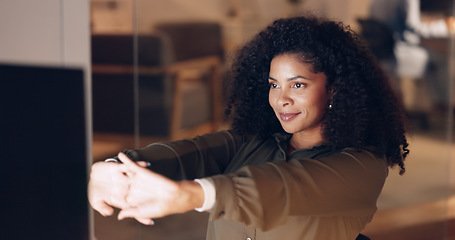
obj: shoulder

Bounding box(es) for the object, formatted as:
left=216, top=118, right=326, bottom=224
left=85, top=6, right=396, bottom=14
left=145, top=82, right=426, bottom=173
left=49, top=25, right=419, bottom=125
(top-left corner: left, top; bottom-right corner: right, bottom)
left=338, top=147, right=384, bottom=161
left=314, top=147, right=389, bottom=177
left=317, top=146, right=386, bottom=164
left=294, top=145, right=385, bottom=162
left=287, top=146, right=388, bottom=177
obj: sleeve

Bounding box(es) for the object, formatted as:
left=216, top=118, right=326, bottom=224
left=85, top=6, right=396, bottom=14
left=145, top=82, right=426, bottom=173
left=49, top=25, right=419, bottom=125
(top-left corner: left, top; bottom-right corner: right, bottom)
left=206, top=149, right=389, bottom=231
left=194, top=178, right=216, bottom=212
left=120, top=130, right=244, bottom=180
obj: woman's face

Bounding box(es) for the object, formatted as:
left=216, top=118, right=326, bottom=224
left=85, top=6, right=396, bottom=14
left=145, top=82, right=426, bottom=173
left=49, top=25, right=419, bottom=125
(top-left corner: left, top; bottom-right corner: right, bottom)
left=268, top=53, right=331, bottom=138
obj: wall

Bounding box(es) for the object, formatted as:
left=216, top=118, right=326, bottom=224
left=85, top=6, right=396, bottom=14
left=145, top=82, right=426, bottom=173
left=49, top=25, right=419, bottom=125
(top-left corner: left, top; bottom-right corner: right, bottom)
left=89, top=0, right=373, bottom=59
left=0, top=0, right=93, bottom=239
left=90, top=0, right=373, bottom=35
left=0, top=1, right=90, bottom=68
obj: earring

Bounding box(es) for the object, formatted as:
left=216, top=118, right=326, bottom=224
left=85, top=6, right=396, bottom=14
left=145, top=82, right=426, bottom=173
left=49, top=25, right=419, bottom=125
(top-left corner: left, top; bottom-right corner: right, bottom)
left=328, top=104, right=333, bottom=109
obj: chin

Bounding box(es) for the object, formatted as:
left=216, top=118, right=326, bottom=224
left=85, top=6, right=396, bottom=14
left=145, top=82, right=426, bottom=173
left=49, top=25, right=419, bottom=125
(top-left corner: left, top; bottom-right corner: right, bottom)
left=280, top=125, right=300, bottom=134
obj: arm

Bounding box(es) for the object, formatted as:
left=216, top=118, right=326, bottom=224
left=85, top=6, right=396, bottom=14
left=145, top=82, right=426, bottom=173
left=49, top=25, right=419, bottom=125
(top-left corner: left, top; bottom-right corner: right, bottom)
left=112, top=148, right=387, bottom=229
left=208, top=148, right=389, bottom=231
left=89, top=130, right=242, bottom=220
left=120, top=130, right=244, bottom=180
left=89, top=130, right=241, bottom=218
left=114, top=148, right=387, bottom=228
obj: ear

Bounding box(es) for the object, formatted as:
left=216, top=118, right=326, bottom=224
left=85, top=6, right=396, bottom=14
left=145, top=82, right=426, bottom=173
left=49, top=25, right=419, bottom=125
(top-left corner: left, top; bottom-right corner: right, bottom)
left=327, top=87, right=335, bottom=110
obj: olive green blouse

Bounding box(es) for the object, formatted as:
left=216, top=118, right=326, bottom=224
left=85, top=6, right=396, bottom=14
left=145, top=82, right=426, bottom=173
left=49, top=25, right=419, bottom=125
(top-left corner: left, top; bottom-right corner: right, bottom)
left=123, top=130, right=388, bottom=240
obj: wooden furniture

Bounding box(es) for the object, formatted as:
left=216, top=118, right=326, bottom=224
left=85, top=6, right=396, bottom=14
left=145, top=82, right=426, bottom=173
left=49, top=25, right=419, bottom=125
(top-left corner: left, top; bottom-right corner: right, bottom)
left=92, top=55, right=223, bottom=141
left=91, top=22, right=225, bottom=141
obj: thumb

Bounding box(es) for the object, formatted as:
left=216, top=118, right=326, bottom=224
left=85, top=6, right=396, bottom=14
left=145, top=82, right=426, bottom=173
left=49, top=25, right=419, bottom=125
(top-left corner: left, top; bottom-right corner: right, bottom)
left=136, top=217, right=155, bottom=226
left=118, top=206, right=140, bottom=220
left=117, top=207, right=154, bottom=225
left=91, top=201, right=114, bottom=216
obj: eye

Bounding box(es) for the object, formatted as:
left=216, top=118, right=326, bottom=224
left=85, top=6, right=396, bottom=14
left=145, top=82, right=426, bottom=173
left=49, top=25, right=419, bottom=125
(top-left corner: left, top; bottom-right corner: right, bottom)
left=269, top=82, right=278, bottom=89
left=293, top=82, right=306, bottom=88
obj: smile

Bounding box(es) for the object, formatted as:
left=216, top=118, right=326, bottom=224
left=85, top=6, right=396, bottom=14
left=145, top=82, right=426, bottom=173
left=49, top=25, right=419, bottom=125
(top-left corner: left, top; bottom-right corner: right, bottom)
left=279, top=112, right=301, bottom=121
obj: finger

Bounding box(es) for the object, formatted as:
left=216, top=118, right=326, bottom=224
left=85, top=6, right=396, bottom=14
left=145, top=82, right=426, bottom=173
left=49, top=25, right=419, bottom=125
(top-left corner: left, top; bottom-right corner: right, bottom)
left=136, top=218, right=155, bottom=226
left=117, top=152, right=142, bottom=177
left=117, top=152, right=137, bottom=166
left=91, top=201, right=114, bottom=216
left=117, top=152, right=143, bottom=173
left=117, top=153, right=172, bottom=187
left=136, top=161, right=151, bottom=168
left=118, top=207, right=141, bottom=220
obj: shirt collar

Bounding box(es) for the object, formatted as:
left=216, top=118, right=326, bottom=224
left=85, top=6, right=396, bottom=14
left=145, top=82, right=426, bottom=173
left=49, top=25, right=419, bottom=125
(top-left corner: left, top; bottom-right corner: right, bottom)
left=272, top=132, right=335, bottom=160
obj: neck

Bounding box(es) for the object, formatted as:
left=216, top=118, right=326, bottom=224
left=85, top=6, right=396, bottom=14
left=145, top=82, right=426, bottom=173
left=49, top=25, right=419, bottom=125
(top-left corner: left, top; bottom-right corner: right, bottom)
left=290, top=131, right=326, bottom=150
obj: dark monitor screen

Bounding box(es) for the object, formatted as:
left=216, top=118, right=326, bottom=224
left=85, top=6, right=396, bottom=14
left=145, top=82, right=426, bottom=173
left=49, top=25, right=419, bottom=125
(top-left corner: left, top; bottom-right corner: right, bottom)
left=0, top=64, right=89, bottom=240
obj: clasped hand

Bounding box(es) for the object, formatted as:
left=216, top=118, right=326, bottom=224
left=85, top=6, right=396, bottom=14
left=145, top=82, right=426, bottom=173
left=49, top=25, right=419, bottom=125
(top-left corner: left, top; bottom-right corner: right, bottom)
left=88, top=152, right=204, bottom=225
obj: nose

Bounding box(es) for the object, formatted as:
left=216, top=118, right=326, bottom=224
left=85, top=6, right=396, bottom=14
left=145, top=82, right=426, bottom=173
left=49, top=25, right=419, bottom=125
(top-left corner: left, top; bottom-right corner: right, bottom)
left=277, top=89, right=293, bottom=107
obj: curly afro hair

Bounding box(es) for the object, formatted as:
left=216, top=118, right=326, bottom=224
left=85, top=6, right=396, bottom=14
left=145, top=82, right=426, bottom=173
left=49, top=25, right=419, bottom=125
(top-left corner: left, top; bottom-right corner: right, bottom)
left=225, top=15, right=409, bottom=174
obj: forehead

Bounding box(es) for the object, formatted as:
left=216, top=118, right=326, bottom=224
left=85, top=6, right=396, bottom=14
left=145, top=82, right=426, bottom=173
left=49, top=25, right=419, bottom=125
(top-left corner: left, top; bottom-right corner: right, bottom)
left=270, top=53, right=318, bottom=74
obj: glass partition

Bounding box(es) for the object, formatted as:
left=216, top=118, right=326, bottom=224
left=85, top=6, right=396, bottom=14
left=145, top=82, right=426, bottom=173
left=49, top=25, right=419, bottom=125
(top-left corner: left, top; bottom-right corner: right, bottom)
left=90, top=0, right=455, bottom=239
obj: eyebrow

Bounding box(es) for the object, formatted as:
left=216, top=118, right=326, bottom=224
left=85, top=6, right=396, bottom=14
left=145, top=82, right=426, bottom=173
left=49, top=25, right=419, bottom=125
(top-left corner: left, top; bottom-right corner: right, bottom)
left=268, top=76, right=311, bottom=81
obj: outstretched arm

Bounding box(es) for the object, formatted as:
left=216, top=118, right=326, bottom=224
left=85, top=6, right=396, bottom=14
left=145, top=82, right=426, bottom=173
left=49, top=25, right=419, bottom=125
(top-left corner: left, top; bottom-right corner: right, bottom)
left=116, top=152, right=205, bottom=225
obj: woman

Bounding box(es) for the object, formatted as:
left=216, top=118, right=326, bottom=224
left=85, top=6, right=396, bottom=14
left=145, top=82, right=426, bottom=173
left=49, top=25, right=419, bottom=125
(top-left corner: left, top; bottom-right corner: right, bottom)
left=89, top=15, right=409, bottom=240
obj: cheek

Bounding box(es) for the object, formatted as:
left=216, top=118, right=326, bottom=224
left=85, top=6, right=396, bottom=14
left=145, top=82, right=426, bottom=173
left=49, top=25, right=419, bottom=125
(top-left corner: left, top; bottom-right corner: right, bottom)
left=313, top=95, right=330, bottom=115
left=268, top=92, right=276, bottom=108
left=303, top=93, right=329, bottom=113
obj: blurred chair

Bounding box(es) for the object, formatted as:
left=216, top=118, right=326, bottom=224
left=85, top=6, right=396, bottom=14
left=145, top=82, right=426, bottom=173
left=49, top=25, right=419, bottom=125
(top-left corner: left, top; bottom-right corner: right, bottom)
left=92, top=21, right=224, bottom=142
left=154, top=21, right=224, bottom=140
left=154, top=21, right=224, bottom=62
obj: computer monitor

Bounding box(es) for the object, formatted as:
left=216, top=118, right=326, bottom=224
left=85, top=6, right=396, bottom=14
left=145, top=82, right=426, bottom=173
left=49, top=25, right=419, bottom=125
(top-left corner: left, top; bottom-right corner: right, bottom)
left=0, top=64, right=89, bottom=240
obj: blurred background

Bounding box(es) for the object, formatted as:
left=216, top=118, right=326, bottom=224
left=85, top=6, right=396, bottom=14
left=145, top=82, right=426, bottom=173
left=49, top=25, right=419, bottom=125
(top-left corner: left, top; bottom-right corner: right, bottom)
left=1, top=0, right=454, bottom=239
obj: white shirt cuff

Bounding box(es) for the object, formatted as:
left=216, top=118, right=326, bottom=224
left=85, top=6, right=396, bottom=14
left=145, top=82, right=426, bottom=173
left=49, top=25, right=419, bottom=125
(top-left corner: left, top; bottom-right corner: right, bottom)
left=194, top=178, right=216, bottom=212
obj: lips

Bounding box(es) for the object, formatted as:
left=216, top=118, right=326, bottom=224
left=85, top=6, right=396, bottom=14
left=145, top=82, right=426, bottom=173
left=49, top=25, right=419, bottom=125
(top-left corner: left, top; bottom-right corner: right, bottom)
left=279, top=112, right=301, bottom=121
